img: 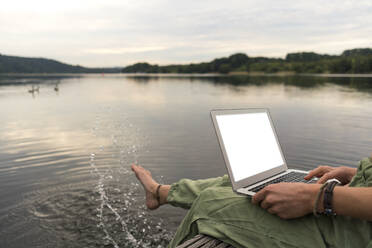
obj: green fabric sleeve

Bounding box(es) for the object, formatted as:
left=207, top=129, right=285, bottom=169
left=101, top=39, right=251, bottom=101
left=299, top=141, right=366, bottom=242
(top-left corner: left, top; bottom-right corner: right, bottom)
left=349, top=157, right=372, bottom=187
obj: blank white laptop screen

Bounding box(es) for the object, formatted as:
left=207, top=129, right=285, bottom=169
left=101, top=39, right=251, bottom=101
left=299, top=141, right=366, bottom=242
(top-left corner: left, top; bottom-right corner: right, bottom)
left=215, top=112, right=284, bottom=182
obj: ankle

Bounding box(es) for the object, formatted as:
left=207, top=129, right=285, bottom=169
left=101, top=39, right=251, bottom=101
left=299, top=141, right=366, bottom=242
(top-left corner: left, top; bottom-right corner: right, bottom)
left=155, top=184, right=162, bottom=202
left=158, top=185, right=170, bottom=205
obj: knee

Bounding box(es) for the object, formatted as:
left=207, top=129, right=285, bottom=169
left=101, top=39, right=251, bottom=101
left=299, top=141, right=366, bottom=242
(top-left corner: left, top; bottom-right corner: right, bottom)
left=197, top=187, right=223, bottom=201
left=189, top=187, right=221, bottom=212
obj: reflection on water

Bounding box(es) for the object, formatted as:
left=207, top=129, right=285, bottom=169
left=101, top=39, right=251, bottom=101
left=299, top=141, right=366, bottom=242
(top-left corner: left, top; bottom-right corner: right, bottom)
left=0, top=74, right=371, bottom=247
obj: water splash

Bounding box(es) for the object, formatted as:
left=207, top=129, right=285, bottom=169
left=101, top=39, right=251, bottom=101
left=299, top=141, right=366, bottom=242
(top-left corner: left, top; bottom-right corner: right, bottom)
left=89, top=108, right=174, bottom=247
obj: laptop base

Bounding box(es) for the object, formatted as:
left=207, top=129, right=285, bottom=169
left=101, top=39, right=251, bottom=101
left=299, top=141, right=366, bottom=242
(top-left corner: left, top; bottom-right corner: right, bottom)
left=236, top=169, right=317, bottom=196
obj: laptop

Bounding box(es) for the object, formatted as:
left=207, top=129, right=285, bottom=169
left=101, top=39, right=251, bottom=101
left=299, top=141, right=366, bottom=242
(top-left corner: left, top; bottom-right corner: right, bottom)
left=211, top=108, right=317, bottom=196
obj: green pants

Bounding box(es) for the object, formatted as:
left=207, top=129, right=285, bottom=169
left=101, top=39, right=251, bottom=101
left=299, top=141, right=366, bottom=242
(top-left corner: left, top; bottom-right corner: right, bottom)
left=167, top=174, right=372, bottom=248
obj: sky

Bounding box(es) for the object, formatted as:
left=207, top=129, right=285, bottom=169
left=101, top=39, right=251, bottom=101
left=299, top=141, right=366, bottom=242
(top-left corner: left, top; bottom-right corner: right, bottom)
left=1, top=0, right=372, bottom=67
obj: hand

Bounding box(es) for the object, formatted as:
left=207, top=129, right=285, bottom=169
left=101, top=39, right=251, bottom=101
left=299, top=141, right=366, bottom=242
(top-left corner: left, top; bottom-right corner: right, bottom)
left=304, top=165, right=357, bottom=184
left=252, top=183, right=317, bottom=219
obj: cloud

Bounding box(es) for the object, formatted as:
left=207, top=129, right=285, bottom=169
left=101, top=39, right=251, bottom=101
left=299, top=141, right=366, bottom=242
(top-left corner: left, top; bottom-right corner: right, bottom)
left=1, top=0, right=372, bottom=66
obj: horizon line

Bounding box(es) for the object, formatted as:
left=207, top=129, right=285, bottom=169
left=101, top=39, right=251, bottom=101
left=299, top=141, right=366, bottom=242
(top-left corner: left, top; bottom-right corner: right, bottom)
left=2, top=46, right=371, bottom=68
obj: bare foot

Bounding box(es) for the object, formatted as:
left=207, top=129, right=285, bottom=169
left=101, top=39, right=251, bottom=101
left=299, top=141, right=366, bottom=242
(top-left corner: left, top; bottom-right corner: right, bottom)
left=131, top=164, right=160, bottom=210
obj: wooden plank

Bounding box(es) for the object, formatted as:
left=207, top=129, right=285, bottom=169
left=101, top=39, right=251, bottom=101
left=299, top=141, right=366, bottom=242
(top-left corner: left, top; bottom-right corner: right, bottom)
left=199, top=238, right=222, bottom=248
left=187, top=235, right=214, bottom=248
left=176, top=235, right=204, bottom=248
left=176, top=234, right=235, bottom=248
left=214, top=243, right=232, bottom=248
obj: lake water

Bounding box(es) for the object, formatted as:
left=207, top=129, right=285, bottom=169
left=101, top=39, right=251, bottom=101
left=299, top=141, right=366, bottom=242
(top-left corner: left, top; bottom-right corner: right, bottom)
left=0, top=74, right=371, bottom=247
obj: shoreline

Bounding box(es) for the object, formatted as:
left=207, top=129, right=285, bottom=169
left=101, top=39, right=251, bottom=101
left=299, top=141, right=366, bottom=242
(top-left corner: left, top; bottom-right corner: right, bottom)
left=1, top=72, right=372, bottom=79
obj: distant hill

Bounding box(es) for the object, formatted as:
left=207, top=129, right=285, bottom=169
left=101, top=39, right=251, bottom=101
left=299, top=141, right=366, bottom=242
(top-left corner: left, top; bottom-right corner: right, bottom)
left=0, top=54, right=122, bottom=73
left=341, top=48, right=372, bottom=57
left=122, top=48, right=372, bottom=74
left=285, top=52, right=336, bottom=62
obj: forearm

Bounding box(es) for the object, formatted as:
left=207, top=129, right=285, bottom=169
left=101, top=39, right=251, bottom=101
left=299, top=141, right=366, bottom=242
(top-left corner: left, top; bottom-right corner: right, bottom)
left=333, top=187, right=372, bottom=221
left=310, top=185, right=372, bottom=221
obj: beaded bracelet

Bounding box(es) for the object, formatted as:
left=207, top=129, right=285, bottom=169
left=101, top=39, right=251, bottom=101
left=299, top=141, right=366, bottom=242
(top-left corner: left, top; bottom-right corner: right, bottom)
left=313, top=182, right=328, bottom=217
left=323, top=180, right=340, bottom=216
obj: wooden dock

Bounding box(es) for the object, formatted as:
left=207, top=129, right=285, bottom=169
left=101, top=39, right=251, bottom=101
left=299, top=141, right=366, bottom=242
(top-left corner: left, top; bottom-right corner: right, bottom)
left=176, top=234, right=235, bottom=248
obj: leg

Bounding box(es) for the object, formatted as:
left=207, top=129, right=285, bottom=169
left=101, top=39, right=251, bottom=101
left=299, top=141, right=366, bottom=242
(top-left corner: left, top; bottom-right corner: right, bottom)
left=166, top=175, right=231, bottom=209
left=131, top=164, right=230, bottom=210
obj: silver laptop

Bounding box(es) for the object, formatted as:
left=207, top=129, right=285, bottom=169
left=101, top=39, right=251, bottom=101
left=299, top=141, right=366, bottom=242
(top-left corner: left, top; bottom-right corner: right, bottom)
left=211, top=108, right=316, bottom=196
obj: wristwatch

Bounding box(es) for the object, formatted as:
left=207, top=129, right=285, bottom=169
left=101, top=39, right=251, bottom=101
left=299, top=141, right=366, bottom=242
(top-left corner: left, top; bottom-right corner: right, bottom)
left=323, top=179, right=341, bottom=216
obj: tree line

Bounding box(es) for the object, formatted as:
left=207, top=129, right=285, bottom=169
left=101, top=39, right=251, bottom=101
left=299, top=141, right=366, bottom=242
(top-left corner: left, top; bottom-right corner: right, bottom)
left=122, top=48, right=372, bottom=74
left=0, top=54, right=122, bottom=73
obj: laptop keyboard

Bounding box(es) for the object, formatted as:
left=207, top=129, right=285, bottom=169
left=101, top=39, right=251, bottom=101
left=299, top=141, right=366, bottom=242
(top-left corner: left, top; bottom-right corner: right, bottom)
left=249, top=171, right=316, bottom=193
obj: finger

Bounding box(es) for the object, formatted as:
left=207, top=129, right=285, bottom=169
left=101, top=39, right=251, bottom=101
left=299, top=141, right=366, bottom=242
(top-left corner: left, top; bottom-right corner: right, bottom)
left=266, top=206, right=278, bottom=214
left=252, top=188, right=267, bottom=205
left=267, top=206, right=277, bottom=215
left=304, top=166, right=331, bottom=180
left=304, top=166, right=326, bottom=179
left=317, top=172, right=336, bottom=184
left=260, top=199, right=272, bottom=210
